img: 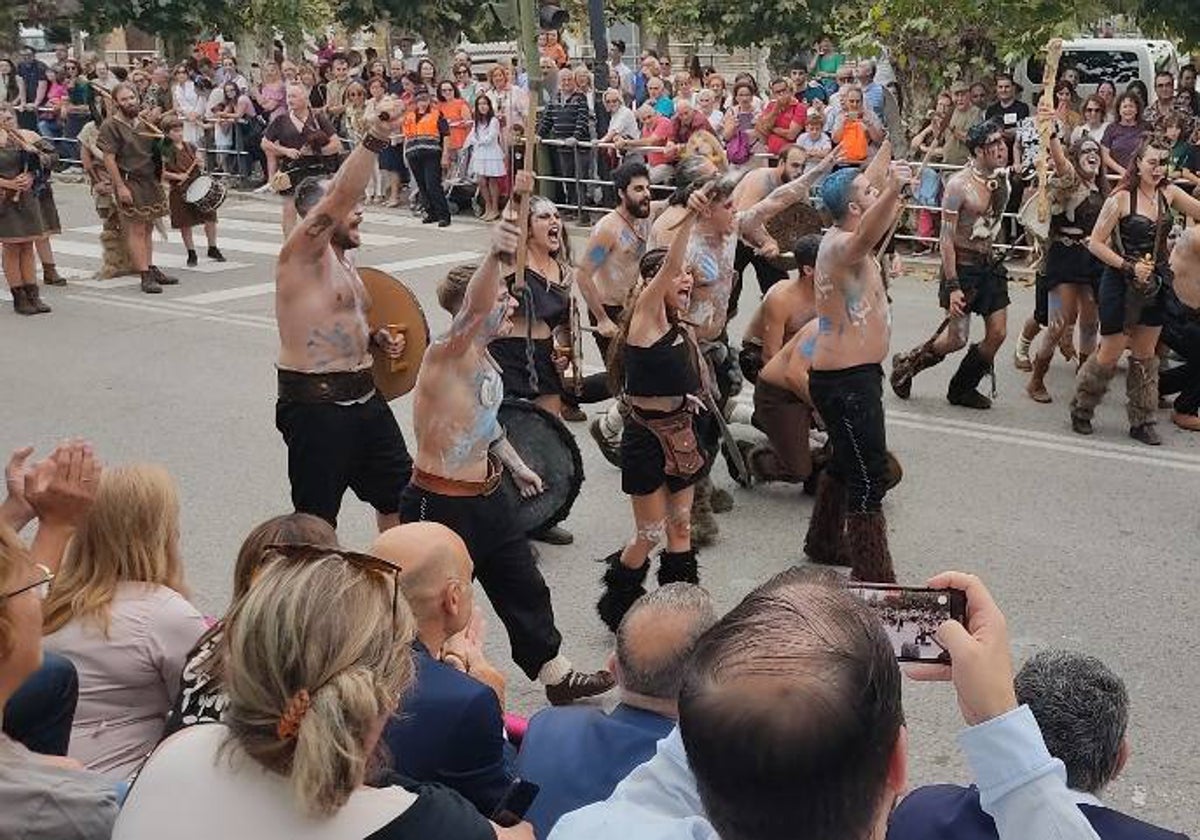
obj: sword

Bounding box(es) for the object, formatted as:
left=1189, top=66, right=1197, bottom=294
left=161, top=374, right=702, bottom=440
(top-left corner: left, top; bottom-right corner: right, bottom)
left=702, top=390, right=752, bottom=487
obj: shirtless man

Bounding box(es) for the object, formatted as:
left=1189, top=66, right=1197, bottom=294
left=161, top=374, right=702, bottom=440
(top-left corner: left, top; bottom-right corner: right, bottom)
left=738, top=232, right=821, bottom=384
left=801, top=158, right=911, bottom=583
left=890, top=119, right=1012, bottom=409
left=742, top=318, right=821, bottom=485
left=398, top=170, right=613, bottom=706
left=274, top=96, right=412, bottom=530
left=729, top=144, right=807, bottom=300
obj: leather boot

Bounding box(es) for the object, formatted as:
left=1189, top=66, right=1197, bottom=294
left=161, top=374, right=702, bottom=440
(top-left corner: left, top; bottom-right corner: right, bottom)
left=597, top=551, right=648, bottom=633
left=690, top=479, right=719, bottom=547
left=658, top=549, right=699, bottom=586
left=890, top=343, right=945, bottom=399
left=23, top=284, right=50, bottom=314
left=1069, top=356, right=1118, bottom=435
left=11, top=285, right=37, bottom=316
left=151, top=265, right=179, bottom=286
left=1127, top=357, right=1161, bottom=446
left=947, top=344, right=993, bottom=409
left=140, top=270, right=162, bottom=294
left=803, top=471, right=846, bottom=566
left=41, top=263, right=66, bottom=286
left=1026, top=351, right=1053, bottom=403
left=839, top=512, right=896, bottom=583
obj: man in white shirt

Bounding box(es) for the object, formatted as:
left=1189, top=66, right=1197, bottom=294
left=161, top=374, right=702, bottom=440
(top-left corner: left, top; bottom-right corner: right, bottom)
left=609, top=40, right=633, bottom=96
left=550, top=569, right=1103, bottom=840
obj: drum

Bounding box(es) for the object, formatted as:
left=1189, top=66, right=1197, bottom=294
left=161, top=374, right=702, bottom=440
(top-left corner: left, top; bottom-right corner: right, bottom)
left=498, top=399, right=583, bottom=535
left=357, top=267, right=430, bottom=400
left=184, top=175, right=227, bottom=214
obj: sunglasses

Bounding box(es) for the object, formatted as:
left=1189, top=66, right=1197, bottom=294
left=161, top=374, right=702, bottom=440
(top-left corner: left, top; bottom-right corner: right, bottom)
left=2, top=564, right=53, bottom=601
left=1085, top=106, right=1102, bottom=112
left=264, top=543, right=402, bottom=629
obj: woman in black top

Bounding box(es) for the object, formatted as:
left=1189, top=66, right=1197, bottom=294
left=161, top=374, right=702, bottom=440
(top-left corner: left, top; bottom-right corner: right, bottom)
left=489, top=195, right=574, bottom=419
left=1072, top=137, right=1200, bottom=444
left=597, top=193, right=711, bottom=632
left=1025, top=131, right=1106, bottom=404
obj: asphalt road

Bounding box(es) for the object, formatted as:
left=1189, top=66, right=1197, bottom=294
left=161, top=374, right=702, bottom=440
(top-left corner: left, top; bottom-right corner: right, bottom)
left=4, top=184, right=1197, bottom=834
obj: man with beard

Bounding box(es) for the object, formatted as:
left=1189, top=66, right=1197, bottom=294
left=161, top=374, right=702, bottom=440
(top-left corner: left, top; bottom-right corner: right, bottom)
left=97, top=83, right=176, bottom=295
left=730, top=144, right=807, bottom=300
left=576, top=161, right=666, bottom=412
left=273, top=95, right=412, bottom=530
left=890, top=119, right=1013, bottom=409
left=400, top=170, right=615, bottom=706
left=803, top=160, right=910, bottom=583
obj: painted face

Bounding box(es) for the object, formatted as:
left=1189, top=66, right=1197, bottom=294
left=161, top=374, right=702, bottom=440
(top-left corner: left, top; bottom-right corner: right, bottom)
left=530, top=205, right=562, bottom=252
left=981, top=132, right=1007, bottom=168
left=487, top=286, right=518, bottom=337
left=1077, top=142, right=1101, bottom=175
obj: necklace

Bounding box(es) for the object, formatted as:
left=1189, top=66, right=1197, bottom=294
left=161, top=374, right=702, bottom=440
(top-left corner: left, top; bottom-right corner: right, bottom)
left=968, top=164, right=999, bottom=193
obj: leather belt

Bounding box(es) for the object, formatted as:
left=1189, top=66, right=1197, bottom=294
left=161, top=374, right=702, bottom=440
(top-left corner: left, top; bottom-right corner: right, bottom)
left=411, top=454, right=503, bottom=497
left=277, top=368, right=374, bottom=403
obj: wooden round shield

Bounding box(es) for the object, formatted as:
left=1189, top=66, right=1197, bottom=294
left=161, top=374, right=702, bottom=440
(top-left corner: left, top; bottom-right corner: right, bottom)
left=764, top=201, right=826, bottom=272
left=498, top=399, right=584, bottom=534
left=358, top=267, right=430, bottom=400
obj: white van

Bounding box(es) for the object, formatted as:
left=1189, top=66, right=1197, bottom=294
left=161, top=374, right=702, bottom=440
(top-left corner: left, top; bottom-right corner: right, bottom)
left=1013, top=38, right=1179, bottom=104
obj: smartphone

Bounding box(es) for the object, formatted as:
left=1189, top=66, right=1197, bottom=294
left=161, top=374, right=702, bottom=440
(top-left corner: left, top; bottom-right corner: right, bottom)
left=491, top=778, right=540, bottom=827
left=846, top=584, right=966, bottom=663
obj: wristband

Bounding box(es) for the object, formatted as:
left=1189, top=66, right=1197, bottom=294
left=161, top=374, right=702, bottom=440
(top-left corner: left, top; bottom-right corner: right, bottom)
left=360, top=132, right=389, bottom=154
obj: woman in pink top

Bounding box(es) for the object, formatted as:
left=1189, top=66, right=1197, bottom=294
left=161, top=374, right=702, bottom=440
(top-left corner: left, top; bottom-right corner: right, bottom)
left=42, top=464, right=206, bottom=780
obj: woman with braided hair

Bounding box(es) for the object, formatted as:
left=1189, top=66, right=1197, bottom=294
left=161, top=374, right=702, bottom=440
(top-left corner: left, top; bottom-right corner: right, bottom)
left=1070, top=136, right=1200, bottom=444
left=112, top=548, right=516, bottom=840
left=597, top=191, right=712, bottom=633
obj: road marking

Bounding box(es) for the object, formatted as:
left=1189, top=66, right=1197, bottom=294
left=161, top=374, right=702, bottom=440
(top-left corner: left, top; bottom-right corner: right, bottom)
left=68, top=289, right=275, bottom=328
left=70, top=221, right=413, bottom=249
left=50, top=239, right=251, bottom=273
left=178, top=283, right=274, bottom=304
left=72, top=277, right=144, bottom=290
left=887, top=414, right=1200, bottom=474
left=223, top=201, right=429, bottom=228
left=373, top=251, right=481, bottom=273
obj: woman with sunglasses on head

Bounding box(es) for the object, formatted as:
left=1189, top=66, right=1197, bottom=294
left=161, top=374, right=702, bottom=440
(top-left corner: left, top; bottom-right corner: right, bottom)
left=1072, top=94, right=1110, bottom=146
left=113, top=549, right=525, bottom=840
left=41, top=464, right=207, bottom=780
left=1071, top=137, right=1200, bottom=444
left=1024, top=119, right=1106, bottom=404
left=162, top=513, right=336, bottom=738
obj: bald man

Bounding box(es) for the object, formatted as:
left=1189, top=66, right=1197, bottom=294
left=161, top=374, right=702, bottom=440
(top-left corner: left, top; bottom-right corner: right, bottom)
left=374, top=523, right=519, bottom=820
left=1161, top=227, right=1200, bottom=431
left=516, top=584, right=717, bottom=837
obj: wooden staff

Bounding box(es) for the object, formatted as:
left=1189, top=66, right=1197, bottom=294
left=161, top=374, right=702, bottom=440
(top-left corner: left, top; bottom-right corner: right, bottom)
left=511, top=0, right=543, bottom=286
left=90, top=81, right=168, bottom=137
left=1035, top=39, right=1064, bottom=224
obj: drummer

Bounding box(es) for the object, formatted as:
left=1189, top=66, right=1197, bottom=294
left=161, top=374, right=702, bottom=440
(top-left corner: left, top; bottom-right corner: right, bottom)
left=161, top=117, right=225, bottom=267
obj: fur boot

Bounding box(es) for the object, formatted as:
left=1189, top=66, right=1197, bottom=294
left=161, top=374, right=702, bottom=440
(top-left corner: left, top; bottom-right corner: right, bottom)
left=1127, top=356, right=1161, bottom=445
left=658, top=549, right=699, bottom=586
left=947, top=343, right=993, bottom=409
left=839, top=512, right=896, bottom=583
left=597, top=551, right=649, bottom=633
left=1069, top=355, right=1118, bottom=435
left=803, top=471, right=846, bottom=566
left=890, top=343, right=945, bottom=399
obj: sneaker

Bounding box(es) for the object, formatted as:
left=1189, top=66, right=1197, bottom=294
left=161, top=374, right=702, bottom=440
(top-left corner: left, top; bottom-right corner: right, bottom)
left=531, top=525, right=574, bottom=545
left=545, top=669, right=615, bottom=706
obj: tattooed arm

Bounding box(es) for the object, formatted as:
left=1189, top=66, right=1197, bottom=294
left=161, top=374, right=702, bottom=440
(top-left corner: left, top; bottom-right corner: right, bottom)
left=575, top=223, right=620, bottom=334
left=278, top=95, right=400, bottom=264
left=738, top=143, right=843, bottom=237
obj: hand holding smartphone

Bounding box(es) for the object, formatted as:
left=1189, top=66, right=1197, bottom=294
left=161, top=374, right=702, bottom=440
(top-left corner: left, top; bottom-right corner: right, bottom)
left=846, top=584, right=967, bottom=663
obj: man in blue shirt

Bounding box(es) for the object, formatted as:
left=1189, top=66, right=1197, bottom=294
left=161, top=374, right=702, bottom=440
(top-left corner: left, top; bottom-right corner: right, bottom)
left=518, top=584, right=716, bottom=837
left=551, top=569, right=1104, bottom=840
left=374, top=522, right=517, bottom=819
left=15, top=45, right=47, bottom=132
left=889, top=650, right=1190, bottom=840
left=789, top=62, right=829, bottom=105
left=856, top=58, right=887, bottom=122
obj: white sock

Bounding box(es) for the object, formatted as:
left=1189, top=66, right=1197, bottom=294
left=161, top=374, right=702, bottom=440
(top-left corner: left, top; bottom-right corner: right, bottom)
left=537, top=654, right=573, bottom=686
left=599, top=404, right=624, bottom=440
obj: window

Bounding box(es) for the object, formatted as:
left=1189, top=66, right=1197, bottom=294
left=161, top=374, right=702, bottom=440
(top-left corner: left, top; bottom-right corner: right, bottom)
left=1029, top=50, right=1140, bottom=86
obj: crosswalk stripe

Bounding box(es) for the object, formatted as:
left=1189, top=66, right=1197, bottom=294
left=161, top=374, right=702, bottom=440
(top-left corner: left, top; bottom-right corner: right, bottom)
left=50, top=239, right=251, bottom=273
left=72, top=277, right=143, bottom=290
left=222, top=200, right=435, bottom=229
left=177, top=283, right=274, bottom=304
left=174, top=217, right=413, bottom=247
left=69, top=289, right=276, bottom=327
left=373, top=252, right=481, bottom=273
left=67, top=226, right=322, bottom=259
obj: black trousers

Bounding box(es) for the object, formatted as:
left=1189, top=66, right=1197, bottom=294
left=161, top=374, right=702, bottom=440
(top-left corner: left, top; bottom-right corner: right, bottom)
left=3, top=652, right=78, bottom=756
left=734, top=239, right=789, bottom=307
left=399, top=483, right=563, bottom=681
left=1162, top=318, right=1200, bottom=415
left=406, top=149, right=450, bottom=222
left=809, top=364, right=889, bottom=514
left=275, top=393, right=413, bottom=527
left=553, top=146, right=592, bottom=209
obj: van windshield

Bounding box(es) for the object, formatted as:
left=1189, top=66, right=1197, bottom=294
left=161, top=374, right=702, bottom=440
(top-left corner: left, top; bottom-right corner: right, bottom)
left=1029, top=50, right=1139, bottom=85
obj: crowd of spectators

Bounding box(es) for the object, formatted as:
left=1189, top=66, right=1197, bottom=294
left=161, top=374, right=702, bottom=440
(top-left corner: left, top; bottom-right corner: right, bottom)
left=1, top=438, right=1191, bottom=839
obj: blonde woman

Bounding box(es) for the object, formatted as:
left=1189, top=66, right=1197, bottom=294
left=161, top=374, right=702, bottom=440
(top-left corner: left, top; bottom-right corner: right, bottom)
left=42, top=464, right=206, bottom=780
left=113, top=550, right=524, bottom=840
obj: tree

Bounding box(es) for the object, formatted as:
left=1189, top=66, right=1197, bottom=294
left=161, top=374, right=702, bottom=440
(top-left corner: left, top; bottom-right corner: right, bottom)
left=337, top=0, right=482, bottom=70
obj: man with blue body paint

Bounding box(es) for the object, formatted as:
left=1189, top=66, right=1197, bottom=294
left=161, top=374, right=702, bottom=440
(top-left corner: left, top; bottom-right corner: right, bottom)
left=802, top=157, right=912, bottom=582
